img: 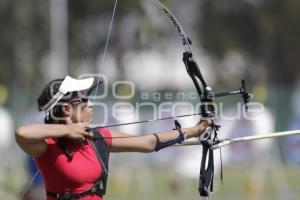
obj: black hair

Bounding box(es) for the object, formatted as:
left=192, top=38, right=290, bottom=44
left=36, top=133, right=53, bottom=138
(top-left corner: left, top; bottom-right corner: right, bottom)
left=37, top=78, right=74, bottom=161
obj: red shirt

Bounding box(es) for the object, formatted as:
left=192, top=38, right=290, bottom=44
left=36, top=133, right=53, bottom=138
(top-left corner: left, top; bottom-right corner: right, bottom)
left=35, top=128, right=112, bottom=200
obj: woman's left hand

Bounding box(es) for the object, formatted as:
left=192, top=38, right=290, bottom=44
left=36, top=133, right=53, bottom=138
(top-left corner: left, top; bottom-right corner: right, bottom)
left=190, top=119, right=214, bottom=138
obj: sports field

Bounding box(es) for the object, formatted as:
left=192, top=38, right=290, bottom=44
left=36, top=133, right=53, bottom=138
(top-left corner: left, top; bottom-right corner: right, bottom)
left=103, top=165, right=300, bottom=200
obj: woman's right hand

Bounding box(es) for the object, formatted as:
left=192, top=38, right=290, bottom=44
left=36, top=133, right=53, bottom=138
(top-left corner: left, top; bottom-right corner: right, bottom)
left=64, top=123, right=94, bottom=141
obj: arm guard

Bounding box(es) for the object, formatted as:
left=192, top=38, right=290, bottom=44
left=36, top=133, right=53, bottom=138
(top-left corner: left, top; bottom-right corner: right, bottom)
left=154, top=120, right=186, bottom=151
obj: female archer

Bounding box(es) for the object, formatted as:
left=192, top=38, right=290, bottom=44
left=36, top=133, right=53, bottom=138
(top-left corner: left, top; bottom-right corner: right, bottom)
left=15, top=75, right=212, bottom=200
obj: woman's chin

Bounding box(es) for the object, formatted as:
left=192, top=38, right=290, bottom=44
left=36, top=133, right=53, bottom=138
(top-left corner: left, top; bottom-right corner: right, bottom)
left=87, top=117, right=93, bottom=123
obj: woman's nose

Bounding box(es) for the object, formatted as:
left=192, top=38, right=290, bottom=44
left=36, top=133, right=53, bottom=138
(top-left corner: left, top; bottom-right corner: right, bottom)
left=87, top=100, right=93, bottom=108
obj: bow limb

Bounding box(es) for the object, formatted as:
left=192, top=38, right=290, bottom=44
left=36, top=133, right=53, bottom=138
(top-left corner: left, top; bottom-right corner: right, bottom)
left=156, top=0, right=209, bottom=96
left=156, top=0, right=192, bottom=52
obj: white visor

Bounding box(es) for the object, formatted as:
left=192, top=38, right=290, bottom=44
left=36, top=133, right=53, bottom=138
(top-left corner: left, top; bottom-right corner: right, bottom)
left=40, top=75, right=94, bottom=113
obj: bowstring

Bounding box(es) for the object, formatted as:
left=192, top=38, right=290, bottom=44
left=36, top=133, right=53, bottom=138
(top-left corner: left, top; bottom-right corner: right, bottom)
left=92, top=0, right=118, bottom=107
left=94, top=135, right=153, bottom=140
left=18, top=171, right=39, bottom=200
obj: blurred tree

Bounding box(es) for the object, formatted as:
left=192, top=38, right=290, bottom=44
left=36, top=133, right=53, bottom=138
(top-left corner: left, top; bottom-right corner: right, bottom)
left=198, top=0, right=300, bottom=130
left=67, top=0, right=176, bottom=81
left=1, top=0, right=175, bottom=120
left=0, top=0, right=50, bottom=113
left=68, top=0, right=143, bottom=80
left=199, top=0, right=300, bottom=86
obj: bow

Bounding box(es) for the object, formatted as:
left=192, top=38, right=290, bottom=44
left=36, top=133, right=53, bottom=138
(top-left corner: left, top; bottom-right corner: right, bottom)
left=60, top=1, right=250, bottom=199
left=87, top=1, right=251, bottom=198
left=155, top=0, right=250, bottom=199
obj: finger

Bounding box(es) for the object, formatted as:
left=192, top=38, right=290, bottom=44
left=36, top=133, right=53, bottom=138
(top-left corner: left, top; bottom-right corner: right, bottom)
left=70, top=134, right=85, bottom=141
left=83, top=131, right=94, bottom=137
left=78, top=122, right=89, bottom=129
left=81, top=129, right=94, bottom=137
left=89, top=132, right=94, bottom=137
left=207, top=119, right=214, bottom=125
left=82, top=122, right=90, bottom=127
left=81, top=123, right=92, bottom=133
left=199, top=119, right=212, bottom=126
left=79, top=135, right=86, bottom=141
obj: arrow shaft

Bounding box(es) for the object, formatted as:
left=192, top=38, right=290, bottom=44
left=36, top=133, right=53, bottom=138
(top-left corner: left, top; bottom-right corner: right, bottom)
left=211, top=130, right=300, bottom=150
left=173, top=130, right=300, bottom=148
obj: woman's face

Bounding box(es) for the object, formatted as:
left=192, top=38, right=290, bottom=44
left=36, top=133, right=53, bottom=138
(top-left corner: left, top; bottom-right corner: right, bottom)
left=69, top=97, right=93, bottom=123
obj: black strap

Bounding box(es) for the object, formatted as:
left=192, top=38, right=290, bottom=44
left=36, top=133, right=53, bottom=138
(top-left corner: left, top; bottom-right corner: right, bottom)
left=198, top=141, right=214, bottom=197
left=174, top=120, right=185, bottom=143
left=46, top=184, right=101, bottom=200
left=90, top=139, right=108, bottom=176
left=198, top=125, right=222, bottom=197
left=153, top=120, right=186, bottom=151
left=90, top=128, right=110, bottom=195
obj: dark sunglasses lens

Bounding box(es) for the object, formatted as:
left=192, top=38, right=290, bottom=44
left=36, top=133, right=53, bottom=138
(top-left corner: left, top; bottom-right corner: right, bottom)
left=82, top=97, right=89, bottom=103
left=70, top=97, right=89, bottom=104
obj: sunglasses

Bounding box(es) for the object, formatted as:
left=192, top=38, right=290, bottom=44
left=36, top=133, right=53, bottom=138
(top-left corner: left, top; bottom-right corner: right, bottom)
left=69, top=97, right=89, bottom=105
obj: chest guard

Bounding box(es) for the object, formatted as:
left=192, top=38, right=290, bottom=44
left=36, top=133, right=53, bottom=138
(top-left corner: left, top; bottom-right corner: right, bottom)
left=90, top=128, right=110, bottom=196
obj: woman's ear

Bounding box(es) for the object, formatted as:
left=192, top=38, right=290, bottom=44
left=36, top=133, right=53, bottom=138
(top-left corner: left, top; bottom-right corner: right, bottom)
left=61, top=103, right=72, bottom=116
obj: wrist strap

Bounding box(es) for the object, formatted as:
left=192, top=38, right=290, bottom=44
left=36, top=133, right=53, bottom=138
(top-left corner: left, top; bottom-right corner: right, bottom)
left=154, top=120, right=186, bottom=151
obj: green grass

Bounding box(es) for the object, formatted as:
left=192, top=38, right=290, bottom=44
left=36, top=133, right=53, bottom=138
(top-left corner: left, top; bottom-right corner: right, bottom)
left=105, top=165, right=300, bottom=200
left=2, top=164, right=300, bottom=200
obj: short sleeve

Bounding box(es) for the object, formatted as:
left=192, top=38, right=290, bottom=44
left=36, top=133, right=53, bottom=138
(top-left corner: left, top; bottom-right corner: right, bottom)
left=98, top=128, right=112, bottom=147
left=34, top=138, right=56, bottom=160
